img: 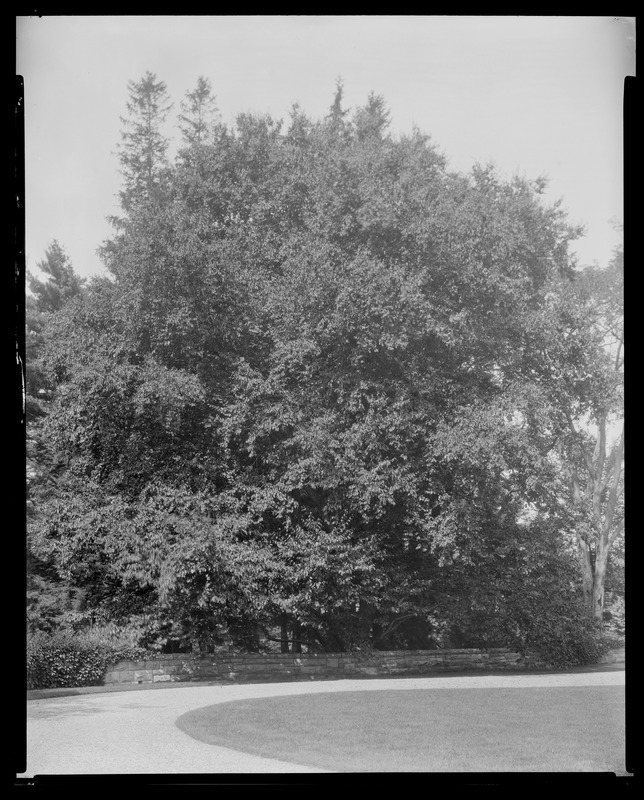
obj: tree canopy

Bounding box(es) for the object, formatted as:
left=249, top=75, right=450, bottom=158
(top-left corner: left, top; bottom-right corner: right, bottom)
left=26, top=75, right=623, bottom=662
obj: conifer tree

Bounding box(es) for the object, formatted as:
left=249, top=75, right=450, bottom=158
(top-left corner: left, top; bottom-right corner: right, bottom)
left=26, top=243, right=86, bottom=632
left=325, top=77, right=351, bottom=138
left=353, top=92, right=391, bottom=142
left=116, top=71, right=173, bottom=212
left=178, top=75, right=219, bottom=149
left=27, top=240, right=85, bottom=314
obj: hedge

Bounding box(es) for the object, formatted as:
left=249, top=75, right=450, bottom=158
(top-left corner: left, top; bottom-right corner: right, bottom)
left=27, top=630, right=151, bottom=690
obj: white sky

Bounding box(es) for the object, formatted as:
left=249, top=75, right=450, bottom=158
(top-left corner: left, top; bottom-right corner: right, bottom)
left=17, top=15, right=635, bottom=279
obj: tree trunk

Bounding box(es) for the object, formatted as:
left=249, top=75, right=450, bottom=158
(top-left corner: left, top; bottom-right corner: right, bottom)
left=592, top=536, right=610, bottom=631
left=569, top=417, right=623, bottom=631
left=280, top=614, right=290, bottom=653
left=576, top=538, right=594, bottom=609
left=292, top=620, right=302, bottom=654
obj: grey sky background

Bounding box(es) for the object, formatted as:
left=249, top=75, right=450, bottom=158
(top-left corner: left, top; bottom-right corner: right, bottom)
left=17, top=15, right=635, bottom=279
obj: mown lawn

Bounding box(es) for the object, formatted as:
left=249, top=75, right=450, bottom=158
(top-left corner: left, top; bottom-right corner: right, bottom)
left=175, top=686, right=626, bottom=773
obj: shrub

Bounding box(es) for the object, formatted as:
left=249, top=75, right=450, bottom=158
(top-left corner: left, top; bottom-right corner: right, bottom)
left=26, top=629, right=151, bottom=690
left=521, top=628, right=609, bottom=669
left=509, top=604, right=611, bottom=668
left=602, top=592, right=625, bottom=639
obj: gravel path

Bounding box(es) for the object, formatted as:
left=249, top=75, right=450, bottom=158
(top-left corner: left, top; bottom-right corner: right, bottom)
left=20, top=668, right=626, bottom=777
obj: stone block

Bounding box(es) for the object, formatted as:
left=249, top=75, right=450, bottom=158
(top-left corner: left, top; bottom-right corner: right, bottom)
left=381, top=660, right=407, bottom=670
left=360, top=666, right=380, bottom=675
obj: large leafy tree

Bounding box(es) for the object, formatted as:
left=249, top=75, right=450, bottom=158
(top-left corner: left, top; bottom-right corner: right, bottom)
left=570, top=245, right=624, bottom=629
left=521, top=243, right=624, bottom=629
left=32, top=76, right=607, bottom=662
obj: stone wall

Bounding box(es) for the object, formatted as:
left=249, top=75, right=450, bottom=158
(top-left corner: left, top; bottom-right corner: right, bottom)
left=103, top=647, right=526, bottom=686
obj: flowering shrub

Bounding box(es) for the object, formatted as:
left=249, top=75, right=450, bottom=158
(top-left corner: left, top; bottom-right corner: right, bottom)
left=27, top=629, right=151, bottom=689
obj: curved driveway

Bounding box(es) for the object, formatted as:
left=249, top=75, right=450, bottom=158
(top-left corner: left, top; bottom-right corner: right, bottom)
left=20, top=667, right=625, bottom=777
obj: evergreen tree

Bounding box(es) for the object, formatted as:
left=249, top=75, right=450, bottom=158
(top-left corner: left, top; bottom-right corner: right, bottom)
left=353, top=92, right=391, bottom=142
left=325, top=77, right=351, bottom=139
left=178, top=75, right=219, bottom=149
left=27, top=240, right=85, bottom=314
left=116, top=71, right=173, bottom=213
left=26, top=243, right=86, bottom=633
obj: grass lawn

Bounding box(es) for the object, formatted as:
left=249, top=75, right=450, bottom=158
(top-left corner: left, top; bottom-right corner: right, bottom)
left=175, top=686, right=626, bottom=773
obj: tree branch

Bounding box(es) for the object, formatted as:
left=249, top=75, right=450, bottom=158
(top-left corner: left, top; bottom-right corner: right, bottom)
left=608, top=516, right=624, bottom=545
left=564, top=408, right=595, bottom=482
left=372, top=614, right=417, bottom=644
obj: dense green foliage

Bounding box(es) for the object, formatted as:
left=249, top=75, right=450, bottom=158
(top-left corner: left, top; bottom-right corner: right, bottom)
left=26, top=242, right=87, bottom=635
left=26, top=74, right=623, bottom=667
left=26, top=629, right=151, bottom=690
